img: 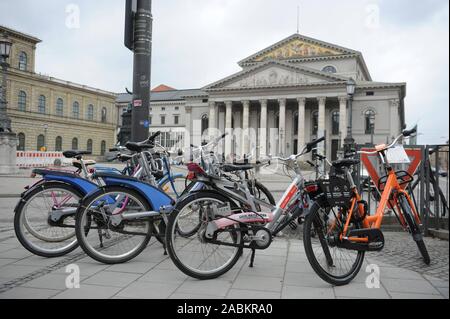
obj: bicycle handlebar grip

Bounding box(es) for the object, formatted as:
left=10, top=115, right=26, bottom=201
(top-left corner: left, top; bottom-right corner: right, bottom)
left=149, top=131, right=161, bottom=141
left=306, top=136, right=325, bottom=151
left=402, top=127, right=417, bottom=137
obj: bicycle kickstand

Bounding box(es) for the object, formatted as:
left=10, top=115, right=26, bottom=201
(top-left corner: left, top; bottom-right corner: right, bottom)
left=249, top=248, right=256, bottom=268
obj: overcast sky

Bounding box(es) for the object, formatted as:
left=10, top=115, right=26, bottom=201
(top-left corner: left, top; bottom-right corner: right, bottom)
left=0, top=0, right=448, bottom=144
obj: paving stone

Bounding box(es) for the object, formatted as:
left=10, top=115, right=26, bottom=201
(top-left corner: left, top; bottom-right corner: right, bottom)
left=52, top=284, right=122, bottom=299
left=378, top=266, right=425, bottom=280
left=232, top=275, right=282, bottom=292
left=382, top=278, right=442, bottom=295
left=0, top=248, right=33, bottom=259
left=178, top=278, right=233, bottom=297
left=283, top=272, right=331, bottom=289
left=226, top=289, right=280, bottom=299
left=106, top=261, right=158, bottom=274
left=0, top=244, right=17, bottom=253
left=83, top=271, right=141, bottom=288
left=0, top=287, right=60, bottom=299
left=116, top=281, right=180, bottom=299
left=0, top=258, right=15, bottom=267
left=282, top=285, right=335, bottom=299
left=334, top=282, right=390, bottom=299
left=285, top=261, right=316, bottom=274
left=51, top=262, right=109, bottom=278
left=390, top=292, right=445, bottom=299
left=0, top=264, right=41, bottom=279
left=21, top=273, right=69, bottom=290
left=239, top=265, right=285, bottom=278
left=139, top=268, right=188, bottom=284
left=437, top=287, right=449, bottom=299
left=13, top=255, right=65, bottom=267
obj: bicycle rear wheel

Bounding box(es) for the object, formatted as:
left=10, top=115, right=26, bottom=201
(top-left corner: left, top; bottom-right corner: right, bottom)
left=397, top=194, right=431, bottom=265
left=303, top=201, right=365, bottom=286
left=166, top=191, right=243, bottom=280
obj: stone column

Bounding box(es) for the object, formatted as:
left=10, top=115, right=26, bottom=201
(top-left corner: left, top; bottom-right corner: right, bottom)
left=259, top=99, right=268, bottom=158
left=297, top=97, right=306, bottom=153
left=278, top=98, right=286, bottom=156
left=185, top=105, right=192, bottom=147
left=242, top=100, right=250, bottom=157
left=339, top=96, right=347, bottom=147
left=318, top=97, right=326, bottom=155
left=208, top=101, right=216, bottom=133
left=224, top=101, right=233, bottom=159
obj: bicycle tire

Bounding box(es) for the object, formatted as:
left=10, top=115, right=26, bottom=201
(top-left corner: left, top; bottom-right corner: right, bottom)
left=397, top=194, right=431, bottom=265
left=75, top=186, right=153, bottom=264
left=303, top=200, right=365, bottom=286
left=14, top=182, right=81, bottom=258
left=166, top=191, right=243, bottom=280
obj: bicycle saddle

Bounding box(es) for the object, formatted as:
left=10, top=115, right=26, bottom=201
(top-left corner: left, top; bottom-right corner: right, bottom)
left=125, top=141, right=154, bottom=153
left=118, top=154, right=133, bottom=162
left=332, top=159, right=360, bottom=169
left=63, top=150, right=92, bottom=159
left=221, top=164, right=254, bottom=173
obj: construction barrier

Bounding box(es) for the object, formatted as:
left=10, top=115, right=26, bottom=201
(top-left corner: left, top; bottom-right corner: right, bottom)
left=16, top=151, right=72, bottom=168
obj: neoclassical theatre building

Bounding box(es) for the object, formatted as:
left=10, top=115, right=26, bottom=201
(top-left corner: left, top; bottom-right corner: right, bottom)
left=121, top=33, right=407, bottom=160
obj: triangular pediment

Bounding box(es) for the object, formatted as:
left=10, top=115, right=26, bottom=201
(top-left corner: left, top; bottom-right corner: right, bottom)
left=239, top=34, right=357, bottom=66
left=204, top=61, right=348, bottom=90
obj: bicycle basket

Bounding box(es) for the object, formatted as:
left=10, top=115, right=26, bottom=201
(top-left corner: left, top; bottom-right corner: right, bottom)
left=318, top=176, right=353, bottom=208
left=378, top=171, right=414, bottom=192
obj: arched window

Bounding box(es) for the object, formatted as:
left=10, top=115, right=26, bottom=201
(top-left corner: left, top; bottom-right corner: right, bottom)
left=101, top=107, right=107, bottom=123
left=38, top=95, right=46, bottom=114
left=72, top=101, right=80, bottom=119
left=322, top=65, right=337, bottom=73
left=87, top=104, right=94, bottom=121
left=100, top=140, right=106, bottom=156
left=18, top=52, right=28, bottom=71
left=55, top=136, right=63, bottom=152
left=18, top=91, right=27, bottom=111
left=87, top=139, right=93, bottom=153
left=17, top=133, right=25, bottom=151
left=37, top=135, right=45, bottom=151
left=56, top=98, right=64, bottom=117
left=331, top=111, right=340, bottom=135
left=311, top=111, right=319, bottom=136
left=201, top=114, right=209, bottom=135
left=72, top=138, right=78, bottom=150
left=293, top=111, right=299, bottom=135
left=365, top=109, right=376, bottom=135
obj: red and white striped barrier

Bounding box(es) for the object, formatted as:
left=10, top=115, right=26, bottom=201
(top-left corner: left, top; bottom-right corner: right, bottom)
left=16, top=152, right=72, bottom=168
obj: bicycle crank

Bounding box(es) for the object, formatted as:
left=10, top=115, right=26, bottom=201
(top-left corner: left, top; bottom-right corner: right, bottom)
left=337, top=229, right=385, bottom=252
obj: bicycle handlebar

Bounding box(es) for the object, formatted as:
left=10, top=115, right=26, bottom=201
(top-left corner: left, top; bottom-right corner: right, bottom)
left=358, top=127, right=416, bottom=155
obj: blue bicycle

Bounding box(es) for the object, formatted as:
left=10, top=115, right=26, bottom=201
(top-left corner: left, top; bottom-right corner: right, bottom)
left=13, top=132, right=185, bottom=258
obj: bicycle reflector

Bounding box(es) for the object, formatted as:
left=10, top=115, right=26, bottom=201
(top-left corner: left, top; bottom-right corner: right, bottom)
left=305, top=183, right=319, bottom=194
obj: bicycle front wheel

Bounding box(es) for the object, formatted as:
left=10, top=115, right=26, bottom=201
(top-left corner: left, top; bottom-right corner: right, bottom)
left=397, top=194, right=431, bottom=265
left=166, top=191, right=243, bottom=280
left=303, top=201, right=365, bottom=286
left=75, top=186, right=153, bottom=264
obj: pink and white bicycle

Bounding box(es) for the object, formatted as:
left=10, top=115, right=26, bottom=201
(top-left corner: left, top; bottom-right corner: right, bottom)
left=165, top=137, right=325, bottom=280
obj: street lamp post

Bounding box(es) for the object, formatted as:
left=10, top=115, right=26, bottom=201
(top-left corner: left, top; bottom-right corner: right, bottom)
left=0, top=33, right=13, bottom=133
left=0, top=32, right=18, bottom=175
left=344, top=78, right=356, bottom=155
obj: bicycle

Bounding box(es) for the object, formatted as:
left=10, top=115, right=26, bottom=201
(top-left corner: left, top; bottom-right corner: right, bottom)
left=13, top=131, right=182, bottom=258
left=164, top=137, right=325, bottom=280
left=303, top=128, right=431, bottom=286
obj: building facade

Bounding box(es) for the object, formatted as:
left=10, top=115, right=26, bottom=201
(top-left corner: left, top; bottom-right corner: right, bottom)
left=1, top=26, right=118, bottom=158
left=119, top=33, right=406, bottom=160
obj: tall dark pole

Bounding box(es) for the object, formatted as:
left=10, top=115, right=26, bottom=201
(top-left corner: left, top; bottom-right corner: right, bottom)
left=131, top=0, right=152, bottom=142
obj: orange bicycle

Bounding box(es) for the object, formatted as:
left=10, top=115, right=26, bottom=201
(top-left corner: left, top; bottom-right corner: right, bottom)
left=303, top=128, right=430, bottom=286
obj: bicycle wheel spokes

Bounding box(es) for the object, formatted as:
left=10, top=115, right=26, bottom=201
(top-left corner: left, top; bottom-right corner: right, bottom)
left=20, top=188, right=78, bottom=254
left=79, top=191, right=150, bottom=262
left=310, top=206, right=362, bottom=278
left=171, top=198, right=240, bottom=275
